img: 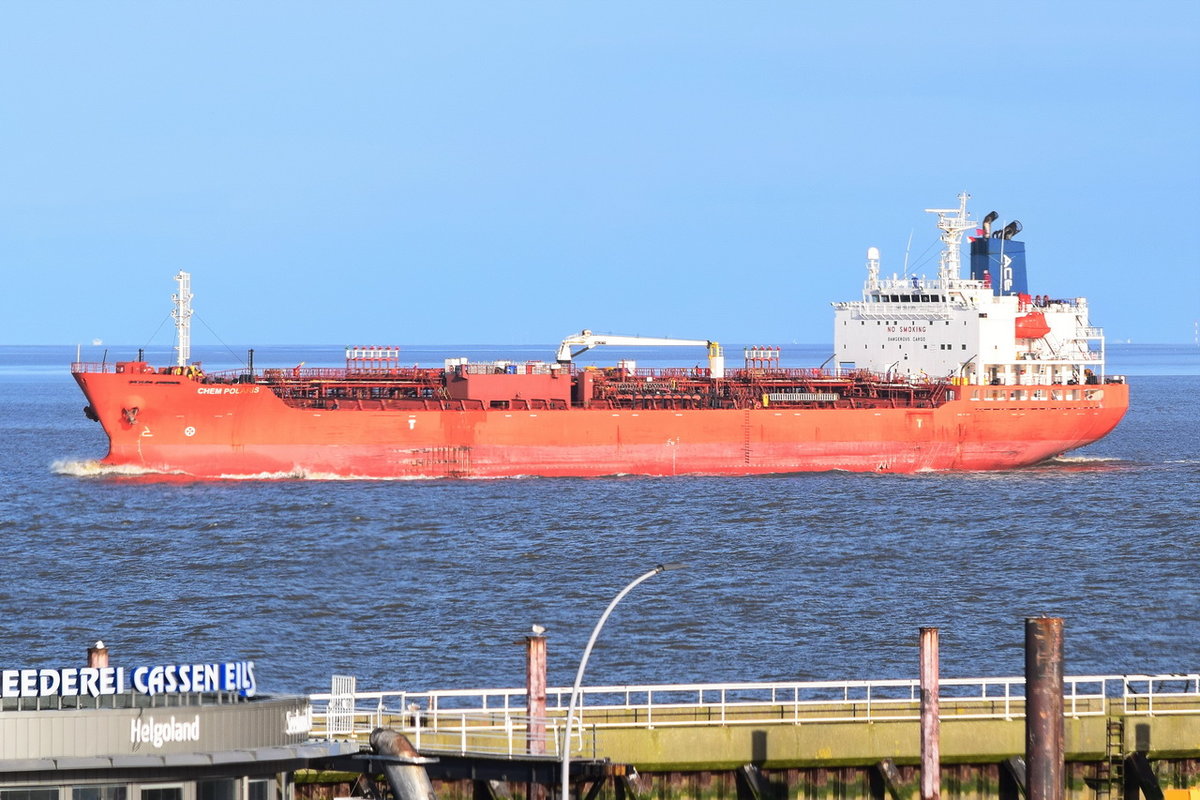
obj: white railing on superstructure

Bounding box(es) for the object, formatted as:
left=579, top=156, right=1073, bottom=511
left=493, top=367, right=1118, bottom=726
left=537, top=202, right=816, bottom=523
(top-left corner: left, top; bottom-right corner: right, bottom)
left=835, top=301, right=956, bottom=321
left=306, top=673, right=1200, bottom=756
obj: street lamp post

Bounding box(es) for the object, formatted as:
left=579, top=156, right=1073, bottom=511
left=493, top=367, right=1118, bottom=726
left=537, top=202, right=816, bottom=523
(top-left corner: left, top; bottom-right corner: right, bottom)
left=560, top=563, right=684, bottom=800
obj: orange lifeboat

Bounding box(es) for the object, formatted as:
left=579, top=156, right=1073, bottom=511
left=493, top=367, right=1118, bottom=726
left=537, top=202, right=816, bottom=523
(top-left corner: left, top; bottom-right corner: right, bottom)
left=1015, top=311, right=1051, bottom=339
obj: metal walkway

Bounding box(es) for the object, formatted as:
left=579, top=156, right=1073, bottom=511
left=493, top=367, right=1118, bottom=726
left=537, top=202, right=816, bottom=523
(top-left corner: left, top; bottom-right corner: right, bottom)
left=306, top=673, right=1200, bottom=759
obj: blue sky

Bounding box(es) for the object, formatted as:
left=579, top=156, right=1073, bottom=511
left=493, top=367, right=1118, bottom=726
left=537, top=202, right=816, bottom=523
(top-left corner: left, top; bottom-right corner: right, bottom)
left=2, top=2, right=1197, bottom=349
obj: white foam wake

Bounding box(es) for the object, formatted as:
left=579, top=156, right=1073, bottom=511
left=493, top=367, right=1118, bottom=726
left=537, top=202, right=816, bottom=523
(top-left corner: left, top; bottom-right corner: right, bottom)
left=51, top=459, right=178, bottom=478
left=1048, top=455, right=1123, bottom=464
left=54, top=461, right=591, bottom=482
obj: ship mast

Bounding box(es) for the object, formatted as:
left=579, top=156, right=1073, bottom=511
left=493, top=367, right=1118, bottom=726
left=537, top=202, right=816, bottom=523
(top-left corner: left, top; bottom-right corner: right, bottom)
left=172, top=271, right=193, bottom=367
left=924, top=192, right=976, bottom=285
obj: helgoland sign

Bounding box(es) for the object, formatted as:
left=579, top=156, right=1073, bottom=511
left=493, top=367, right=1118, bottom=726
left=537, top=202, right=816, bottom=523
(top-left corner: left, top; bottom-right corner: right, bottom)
left=1, top=660, right=257, bottom=699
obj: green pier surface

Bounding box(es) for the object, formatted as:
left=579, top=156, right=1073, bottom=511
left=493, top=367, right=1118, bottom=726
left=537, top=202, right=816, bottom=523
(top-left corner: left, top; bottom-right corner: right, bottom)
left=591, top=713, right=1200, bottom=771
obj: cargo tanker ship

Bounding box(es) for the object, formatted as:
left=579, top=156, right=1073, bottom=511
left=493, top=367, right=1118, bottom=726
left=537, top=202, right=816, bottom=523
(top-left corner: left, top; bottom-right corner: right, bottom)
left=72, top=194, right=1128, bottom=478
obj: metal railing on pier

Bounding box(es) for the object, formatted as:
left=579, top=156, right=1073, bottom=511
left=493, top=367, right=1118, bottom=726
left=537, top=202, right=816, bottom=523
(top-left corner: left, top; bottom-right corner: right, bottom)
left=306, top=673, right=1200, bottom=757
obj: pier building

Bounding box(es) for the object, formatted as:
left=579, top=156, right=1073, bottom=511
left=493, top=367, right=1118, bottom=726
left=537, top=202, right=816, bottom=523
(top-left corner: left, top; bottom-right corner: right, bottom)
left=0, top=645, right=355, bottom=799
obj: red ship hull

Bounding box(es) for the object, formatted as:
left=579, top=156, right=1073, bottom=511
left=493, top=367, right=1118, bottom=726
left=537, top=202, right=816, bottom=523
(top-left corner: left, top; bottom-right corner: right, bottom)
left=73, top=368, right=1128, bottom=478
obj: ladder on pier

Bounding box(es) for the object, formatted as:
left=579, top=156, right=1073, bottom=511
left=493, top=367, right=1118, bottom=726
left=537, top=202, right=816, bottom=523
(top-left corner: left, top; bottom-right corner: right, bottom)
left=1096, top=717, right=1125, bottom=800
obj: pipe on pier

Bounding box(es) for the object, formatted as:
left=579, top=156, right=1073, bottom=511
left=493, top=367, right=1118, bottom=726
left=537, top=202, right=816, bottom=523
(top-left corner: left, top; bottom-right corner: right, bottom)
left=1025, top=617, right=1064, bottom=800
left=370, top=728, right=436, bottom=800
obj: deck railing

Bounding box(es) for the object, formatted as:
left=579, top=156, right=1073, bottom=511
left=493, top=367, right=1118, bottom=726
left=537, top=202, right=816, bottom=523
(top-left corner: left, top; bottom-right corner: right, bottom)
left=306, top=673, right=1200, bottom=756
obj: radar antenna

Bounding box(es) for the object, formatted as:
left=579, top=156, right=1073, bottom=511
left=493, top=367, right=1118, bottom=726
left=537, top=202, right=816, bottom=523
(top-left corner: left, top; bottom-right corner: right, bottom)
left=866, top=246, right=881, bottom=290
left=172, top=271, right=194, bottom=367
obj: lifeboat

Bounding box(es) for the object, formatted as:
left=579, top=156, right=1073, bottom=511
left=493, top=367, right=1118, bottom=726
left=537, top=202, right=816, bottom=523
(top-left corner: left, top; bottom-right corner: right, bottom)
left=1015, top=311, right=1051, bottom=339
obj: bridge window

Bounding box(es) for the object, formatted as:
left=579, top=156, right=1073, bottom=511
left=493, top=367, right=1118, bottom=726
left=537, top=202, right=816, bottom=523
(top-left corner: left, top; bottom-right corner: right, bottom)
left=198, top=781, right=238, bottom=800
left=6, top=791, right=60, bottom=800
left=141, top=788, right=183, bottom=800
left=72, top=789, right=127, bottom=800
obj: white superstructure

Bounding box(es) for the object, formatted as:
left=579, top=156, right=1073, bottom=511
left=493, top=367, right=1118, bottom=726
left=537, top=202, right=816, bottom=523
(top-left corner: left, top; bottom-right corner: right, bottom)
left=832, top=194, right=1105, bottom=386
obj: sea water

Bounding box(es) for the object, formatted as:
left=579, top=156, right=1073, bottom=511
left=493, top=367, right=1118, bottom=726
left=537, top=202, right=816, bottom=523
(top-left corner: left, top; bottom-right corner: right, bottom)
left=0, top=343, right=1196, bottom=695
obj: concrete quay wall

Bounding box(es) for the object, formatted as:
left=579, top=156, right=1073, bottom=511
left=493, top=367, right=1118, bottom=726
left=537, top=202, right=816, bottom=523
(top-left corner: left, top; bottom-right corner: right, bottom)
left=413, top=757, right=1200, bottom=800
left=587, top=713, right=1200, bottom=770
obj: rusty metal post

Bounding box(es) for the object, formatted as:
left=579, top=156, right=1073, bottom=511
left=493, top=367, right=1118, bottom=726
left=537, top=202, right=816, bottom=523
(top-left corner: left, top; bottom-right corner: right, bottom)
left=526, top=630, right=547, bottom=755
left=1026, top=617, right=1065, bottom=800
left=87, top=640, right=109, bottom=668
left=920, top=627, right=941, bottom=800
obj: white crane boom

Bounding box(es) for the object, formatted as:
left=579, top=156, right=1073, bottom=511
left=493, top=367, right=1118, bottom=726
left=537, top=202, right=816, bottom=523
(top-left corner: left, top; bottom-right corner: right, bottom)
left=555, top=330, right=725, bottom=377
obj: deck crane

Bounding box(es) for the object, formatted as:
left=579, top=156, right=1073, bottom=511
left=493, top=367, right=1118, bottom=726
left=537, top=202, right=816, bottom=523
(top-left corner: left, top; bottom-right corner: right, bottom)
left=555, top=330, right=725, bottom=378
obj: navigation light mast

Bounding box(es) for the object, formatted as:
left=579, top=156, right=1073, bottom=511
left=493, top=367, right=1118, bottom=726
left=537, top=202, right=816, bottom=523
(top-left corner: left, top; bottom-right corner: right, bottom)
left=924, top=192, right=976, bottom=285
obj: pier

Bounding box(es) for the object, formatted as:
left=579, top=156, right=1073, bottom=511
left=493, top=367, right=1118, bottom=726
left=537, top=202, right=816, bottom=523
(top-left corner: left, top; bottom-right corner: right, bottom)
left=304, top=672, right=1200, bottom=800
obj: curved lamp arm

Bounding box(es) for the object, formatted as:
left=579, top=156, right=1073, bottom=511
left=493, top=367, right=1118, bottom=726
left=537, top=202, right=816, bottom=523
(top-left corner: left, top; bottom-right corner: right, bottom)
left=561, top=563, right=684, bottom=800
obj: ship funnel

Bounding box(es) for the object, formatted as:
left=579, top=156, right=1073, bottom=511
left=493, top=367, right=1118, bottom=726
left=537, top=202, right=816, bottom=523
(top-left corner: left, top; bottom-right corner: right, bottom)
left=981, top=211, right=998, bottom=236
left=1002, top=220, right=1022, bottom=240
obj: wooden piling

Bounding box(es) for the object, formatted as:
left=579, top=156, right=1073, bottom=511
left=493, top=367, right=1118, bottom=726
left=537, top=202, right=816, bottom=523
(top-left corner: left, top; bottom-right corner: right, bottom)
left=1025, top=617, right=1064, bottom=800
left=87, top=640, right=109, bottom=668
left=526, top=632, right=547, bottom=755
left=921, top=627, right=941, bottom=800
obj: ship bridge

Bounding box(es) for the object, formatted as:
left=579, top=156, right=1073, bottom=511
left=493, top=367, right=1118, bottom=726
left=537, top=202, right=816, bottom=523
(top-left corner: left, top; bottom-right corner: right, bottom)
left=833, top=194, right=1112, bottom=385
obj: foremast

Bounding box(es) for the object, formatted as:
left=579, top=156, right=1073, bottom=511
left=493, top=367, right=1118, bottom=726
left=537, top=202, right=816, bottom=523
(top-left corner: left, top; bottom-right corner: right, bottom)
left=172, top=271, right=193, bottom=367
